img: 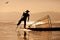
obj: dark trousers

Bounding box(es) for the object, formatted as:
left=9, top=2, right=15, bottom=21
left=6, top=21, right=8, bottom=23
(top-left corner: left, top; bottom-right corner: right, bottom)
left=17, top=19, right=26, bottom=28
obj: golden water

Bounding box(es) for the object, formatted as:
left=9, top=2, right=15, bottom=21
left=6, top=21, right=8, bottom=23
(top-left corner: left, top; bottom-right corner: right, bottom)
left=0, top=23, right=60, bottom=40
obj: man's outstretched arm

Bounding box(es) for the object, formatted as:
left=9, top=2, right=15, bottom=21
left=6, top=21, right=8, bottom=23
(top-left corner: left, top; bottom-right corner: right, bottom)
left=28, top=15, right=30, bottom=21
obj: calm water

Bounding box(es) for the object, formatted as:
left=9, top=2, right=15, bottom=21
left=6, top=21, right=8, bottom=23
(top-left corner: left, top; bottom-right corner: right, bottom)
left=0, top=23, right=60, bottom=40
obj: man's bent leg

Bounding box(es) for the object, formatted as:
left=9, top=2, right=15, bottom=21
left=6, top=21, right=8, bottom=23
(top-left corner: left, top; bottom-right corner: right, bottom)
left=17, top=19, right=22, bottom=28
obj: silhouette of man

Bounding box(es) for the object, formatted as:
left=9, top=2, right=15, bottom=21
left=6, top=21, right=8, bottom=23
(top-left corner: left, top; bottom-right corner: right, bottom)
left=17, top=10, right=30, bottom=29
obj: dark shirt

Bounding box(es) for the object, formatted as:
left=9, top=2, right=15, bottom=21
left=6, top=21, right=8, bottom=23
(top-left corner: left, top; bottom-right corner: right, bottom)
left=21, top=12, right=30, bottom=20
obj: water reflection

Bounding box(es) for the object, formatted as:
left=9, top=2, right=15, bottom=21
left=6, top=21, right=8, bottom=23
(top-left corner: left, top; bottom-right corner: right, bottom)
left=0, top=24, right=60, bottom=40
left=16, top=29, right=60, bottom=40
left=17, top=31, right=21, bottom=40
left=17, top=30, right=28, bottom=40
left=24, top=31, right=27, bottom=40
left=16, top=29, right=51, bottom=40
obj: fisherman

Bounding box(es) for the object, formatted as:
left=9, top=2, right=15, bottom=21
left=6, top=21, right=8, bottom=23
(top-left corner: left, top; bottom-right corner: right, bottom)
left=17, top=10, right=30, bottom=29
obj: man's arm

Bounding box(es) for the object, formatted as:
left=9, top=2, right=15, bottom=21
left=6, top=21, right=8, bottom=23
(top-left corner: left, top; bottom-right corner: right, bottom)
left=28, top=15, right=30, bottom=21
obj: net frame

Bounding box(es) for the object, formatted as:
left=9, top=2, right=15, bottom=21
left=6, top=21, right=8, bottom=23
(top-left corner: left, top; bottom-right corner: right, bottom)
left=28, top=15, right=52, bottom=28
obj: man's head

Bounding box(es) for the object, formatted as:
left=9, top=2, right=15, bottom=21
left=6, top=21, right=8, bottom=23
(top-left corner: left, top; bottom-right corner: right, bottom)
left=25, top=10, right=30, bottom=13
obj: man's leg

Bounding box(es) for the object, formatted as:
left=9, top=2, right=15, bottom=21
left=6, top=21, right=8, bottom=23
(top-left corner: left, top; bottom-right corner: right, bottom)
left=24, top=20, right=26, bottom=29
left=17, top=19, right=22, bottom=28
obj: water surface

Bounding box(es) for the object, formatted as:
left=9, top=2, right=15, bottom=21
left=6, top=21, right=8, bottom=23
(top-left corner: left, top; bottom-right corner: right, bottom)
left=0, top=23, right=60, bottom=40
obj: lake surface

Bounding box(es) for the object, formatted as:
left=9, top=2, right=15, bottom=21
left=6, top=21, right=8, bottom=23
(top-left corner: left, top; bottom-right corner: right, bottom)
left=0, top=23, right=60, bottom=40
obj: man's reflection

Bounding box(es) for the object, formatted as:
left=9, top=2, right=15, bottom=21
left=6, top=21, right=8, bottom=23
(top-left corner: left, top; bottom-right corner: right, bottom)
left=17, top=31, right=28, bottom=40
